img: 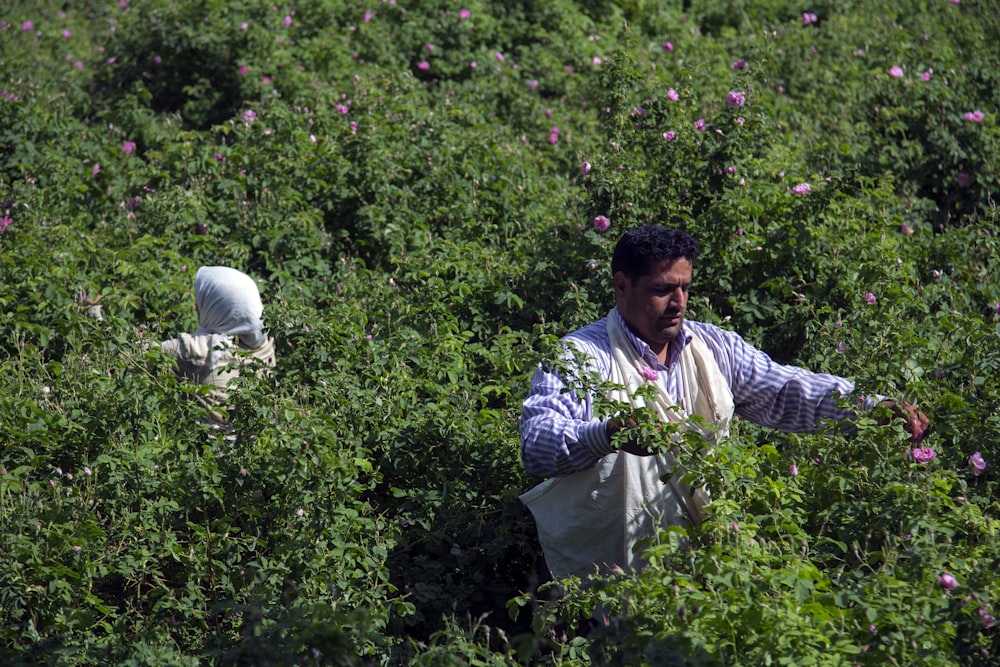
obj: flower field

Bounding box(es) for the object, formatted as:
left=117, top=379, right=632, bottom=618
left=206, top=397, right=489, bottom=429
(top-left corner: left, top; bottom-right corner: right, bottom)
left=1, top=0, right=999, bottom=664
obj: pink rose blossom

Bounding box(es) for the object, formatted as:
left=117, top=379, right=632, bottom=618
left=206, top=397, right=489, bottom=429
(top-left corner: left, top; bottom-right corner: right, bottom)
left=240, top=22, right=248, bottom=31
left=121, top=140, right=136, bottom=154
left=802, top=12, right=818, bottom=25
left=864, top=292, right=876, bottom=304
left=667, top=88, right=679, bottom=102
left=593, top=215, right=610, bottom=232
left=694, top=119, right=706, bottom=132
left=964, top=110, right=985, bottom=123
left=284, top=15, right=292, bottom=26
left=911, top=447, right=936, bottom=463
left=581, top=161, right=592, bottom=175
left=363, top=10, right=372, bottom=22
left=662, top=41, right=673, bottom=52
left=22, top=20, right=34, bottom=31
left=921, top=70, right=932, bottom=81
left=969, top=451, right=987, bottom=476
left=979, top=608, right=996, bottom=629
left=731, top=59, right=748, bottom=70
left=459, top=8, right=471, bottom=19
left=495, top=51, right=505, bottom=62
left=789, top=464, right=798, bottom=476
left=726, top=91, right=746, bottom=108
left=92, top=163, right=101, bottom=175
left=663, top=131, right=676, bottom=141
left=792, top=182, right=811, bottom=194
left=889, top=65, right=904, bottom=78
left=417, top=61, right=430, bottom=70
left=62, top=29, right=72, bottom=38
left=939, top=573, right=958, bottom=589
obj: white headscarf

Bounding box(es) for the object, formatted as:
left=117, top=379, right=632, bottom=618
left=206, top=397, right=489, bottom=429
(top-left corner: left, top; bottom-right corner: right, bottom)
left=193, top=266, right=268, bottom=350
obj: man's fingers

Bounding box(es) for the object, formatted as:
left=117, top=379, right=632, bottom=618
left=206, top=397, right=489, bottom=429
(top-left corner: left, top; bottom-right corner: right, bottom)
left=905, top=404, right=930, bottom=443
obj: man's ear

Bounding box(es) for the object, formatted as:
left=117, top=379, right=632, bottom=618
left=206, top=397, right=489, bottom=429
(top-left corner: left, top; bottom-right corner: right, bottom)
left=613, top=271, right=629, bottom=296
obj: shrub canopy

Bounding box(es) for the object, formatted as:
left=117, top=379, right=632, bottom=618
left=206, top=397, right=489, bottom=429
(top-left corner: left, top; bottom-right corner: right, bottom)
left=1, top=0, right=999, bottom=664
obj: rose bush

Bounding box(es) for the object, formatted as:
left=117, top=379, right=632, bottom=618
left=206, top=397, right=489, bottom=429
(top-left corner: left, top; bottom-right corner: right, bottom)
left=1, top=0, right=999, bottom=664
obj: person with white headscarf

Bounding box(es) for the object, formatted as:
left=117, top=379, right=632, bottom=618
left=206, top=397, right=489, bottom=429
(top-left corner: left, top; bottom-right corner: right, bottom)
left=160, top=266, right=276, bottom=425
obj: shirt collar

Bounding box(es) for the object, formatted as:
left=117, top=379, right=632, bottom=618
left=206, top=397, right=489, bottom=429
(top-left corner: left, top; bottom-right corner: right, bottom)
left=612, top=307, right=691, bottom=369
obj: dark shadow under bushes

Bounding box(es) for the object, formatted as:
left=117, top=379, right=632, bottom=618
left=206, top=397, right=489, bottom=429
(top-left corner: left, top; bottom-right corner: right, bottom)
left=91, top=1, right=254, bottom=131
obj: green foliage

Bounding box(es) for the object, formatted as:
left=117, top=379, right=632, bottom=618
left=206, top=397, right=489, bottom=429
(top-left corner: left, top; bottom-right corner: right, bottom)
left=2, top=0, right=1000, bottom=664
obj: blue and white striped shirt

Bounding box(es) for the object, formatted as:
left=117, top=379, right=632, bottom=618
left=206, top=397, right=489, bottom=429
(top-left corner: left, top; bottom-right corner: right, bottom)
left=520, top=308, right=864, bottom=478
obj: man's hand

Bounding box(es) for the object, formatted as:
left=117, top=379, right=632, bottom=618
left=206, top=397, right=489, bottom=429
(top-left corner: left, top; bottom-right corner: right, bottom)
left=606, top=417, right=655, bottom=456
left=878, top=399, right=930, bottom=443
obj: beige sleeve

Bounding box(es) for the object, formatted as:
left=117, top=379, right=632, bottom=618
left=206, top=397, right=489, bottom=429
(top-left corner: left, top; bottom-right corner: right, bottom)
left=159, top=338, right=181, bottom=358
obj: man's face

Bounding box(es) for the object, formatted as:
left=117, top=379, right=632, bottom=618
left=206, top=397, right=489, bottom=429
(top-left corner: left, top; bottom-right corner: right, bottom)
left=614, top=258, right=692, bottom=358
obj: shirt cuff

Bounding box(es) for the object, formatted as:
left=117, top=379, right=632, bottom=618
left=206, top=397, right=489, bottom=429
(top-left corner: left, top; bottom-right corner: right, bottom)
left=578, top=419, right=615, bottom=459
left=861, top=394, right=888, bottom=411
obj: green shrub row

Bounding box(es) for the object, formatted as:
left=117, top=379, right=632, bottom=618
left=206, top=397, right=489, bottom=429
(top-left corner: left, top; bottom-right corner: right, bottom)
left=2, top=0, right=999, bottom=664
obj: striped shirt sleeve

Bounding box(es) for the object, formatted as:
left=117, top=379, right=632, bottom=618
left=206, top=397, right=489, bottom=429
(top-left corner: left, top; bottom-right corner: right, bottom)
left=519, top=320, right=616, bottom=478
left=685, top=321, right=866, bottom=432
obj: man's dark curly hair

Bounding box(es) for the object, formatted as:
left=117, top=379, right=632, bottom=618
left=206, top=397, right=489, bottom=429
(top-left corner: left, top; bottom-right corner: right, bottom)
left=610, top=226, right=700, bottom=282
